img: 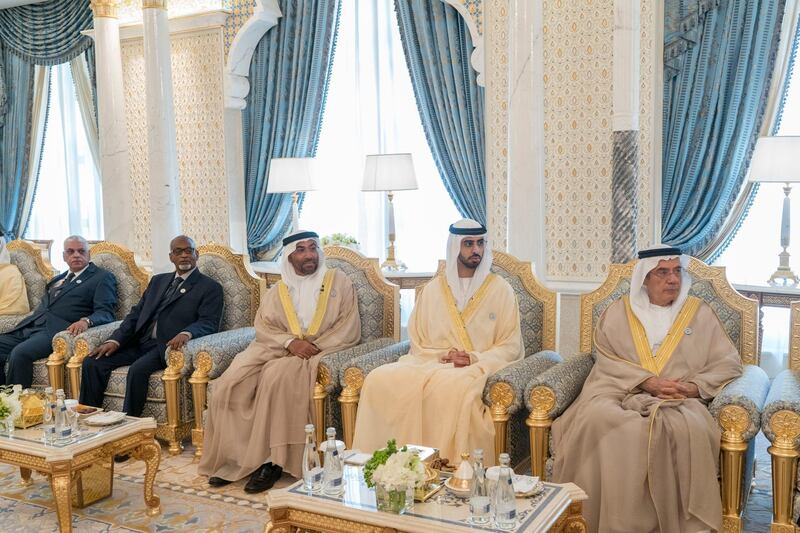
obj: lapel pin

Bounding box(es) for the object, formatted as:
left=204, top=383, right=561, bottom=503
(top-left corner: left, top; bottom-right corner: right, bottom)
left=489, top=312, right=496, bottom=320
left=684, top=327, right=692, bottom=335
left=180, top=288, right=186, bottom=294
left=76, top=279, right=82, bottom=284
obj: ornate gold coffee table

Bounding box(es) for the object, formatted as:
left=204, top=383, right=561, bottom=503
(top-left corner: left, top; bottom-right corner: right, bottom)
left=0, top=416, right=161, bottom=533
left=266, top=464, right=587, bottom=532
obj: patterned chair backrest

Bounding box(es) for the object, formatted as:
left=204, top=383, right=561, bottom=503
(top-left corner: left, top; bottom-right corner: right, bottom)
left=324, top=246, right=400, bottom=342
left=89, top=242, right=150, bottom=319
left=197, top=245, right=264, bottom=332
left=416, top=251, right=557, bottom=356
left=8, top=240, right=56, bottom=309
left=787, top=301, right=800, bottom=371
left=579, top=257, right=759, bottom=365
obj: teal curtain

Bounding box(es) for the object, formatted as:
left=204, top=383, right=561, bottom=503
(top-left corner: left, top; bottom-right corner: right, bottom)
left=0, top=0, right=93, bottom=65
left=662, top=0, right=785, bottom=256
left=243, top=0, right=340, bottom=257
left=0, top=43, right=36, bottom=239
left=394, top=0, right=486, bottom=224
left=0, top=0, right=93, bottom=239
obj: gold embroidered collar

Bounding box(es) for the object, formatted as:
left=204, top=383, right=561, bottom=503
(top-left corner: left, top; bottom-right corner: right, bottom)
left=438, top=273, right=497, bottom=352
left=277, top=269, right=336, bottom=339
left=623, top=295, right=701, bottom=375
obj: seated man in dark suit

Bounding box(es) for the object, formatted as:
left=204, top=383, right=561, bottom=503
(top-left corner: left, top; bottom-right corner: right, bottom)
left=0, top=235, right=117, bottom=387
left=80, top=235, right=223, bottom=433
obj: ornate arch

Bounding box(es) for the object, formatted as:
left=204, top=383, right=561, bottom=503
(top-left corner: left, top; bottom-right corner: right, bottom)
left=225, top=0, right=485, bottom=109
left=440, top=0, right=485, bottom=86
left=224, top=0, right=281, bottom=109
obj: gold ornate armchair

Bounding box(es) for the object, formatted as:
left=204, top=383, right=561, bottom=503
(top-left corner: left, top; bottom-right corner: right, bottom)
left=55, top=243, right=149, bottom=397
left=171, top=245, right=265, bottom=455
left=189, top=245, right=399, bottom=455
left=761, top=300, right=800, bottom=531
left=0, top=240, right=57, bottom=390
left=525, top=257, right=768, bottom=533
left=338, top=251, right=560, bottom=467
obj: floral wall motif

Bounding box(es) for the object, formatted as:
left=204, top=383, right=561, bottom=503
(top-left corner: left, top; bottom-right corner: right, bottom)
left=121, top=27, right=229, bottom=261
left=638, top=0, right=655, bottom=251
left=223, top=0, right=256, bottom=56
left=542, top=0, right=614, bottom=280
left=485, top=0, right=509, bottom=249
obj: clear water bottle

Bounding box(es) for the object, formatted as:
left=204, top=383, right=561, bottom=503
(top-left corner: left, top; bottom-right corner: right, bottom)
left=494, top=453, right=516, bottom=530
left=54, top=389, right=72, bottom=442
left=469, top=449, right=490, bottom=525
left=41, top=387, right=56, bottom=445
left=301, top=424, right=323, bottom=492
left=322, top=427, right=344, bottom=495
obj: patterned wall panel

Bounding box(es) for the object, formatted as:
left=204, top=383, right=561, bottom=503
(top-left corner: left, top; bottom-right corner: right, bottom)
left=121, top=40, right=151, bottom=261
left=171, top=29, right=230, bottom=248
left=121, top=28, right=229, bottom=261
left=223, top=0, right=256, bottom=56
left=638, top=0, right=655, bottom=249
left=542, top=0, right=614, bottom=280
left=485, top=0, right=509, bottom=249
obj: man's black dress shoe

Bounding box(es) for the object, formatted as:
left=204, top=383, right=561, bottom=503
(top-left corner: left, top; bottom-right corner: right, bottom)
left=208, top=476, right=232, bottom=487
left=113, top=454, right=130, bottom=463
left=244, top=463, right=282, bottom=494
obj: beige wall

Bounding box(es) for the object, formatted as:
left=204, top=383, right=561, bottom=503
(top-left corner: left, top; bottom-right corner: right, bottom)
left=121, top=19, right=229, bottom=261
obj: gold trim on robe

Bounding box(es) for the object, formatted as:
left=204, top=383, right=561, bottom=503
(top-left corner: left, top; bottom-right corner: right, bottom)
left=623, top=295, right=702, bottom=376
left=438, top=273, right=497, bottom=352
left=277, top=269, right=337, bottom=339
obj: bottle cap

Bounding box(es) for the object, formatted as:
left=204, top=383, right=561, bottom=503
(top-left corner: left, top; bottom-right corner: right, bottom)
left=305, top=424, right=314, bottom=432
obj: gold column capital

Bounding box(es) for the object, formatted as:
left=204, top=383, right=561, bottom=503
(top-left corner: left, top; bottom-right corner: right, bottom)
left=142, top=0, right=167, bottom=9
left=90, top=0, right=119, bottom=19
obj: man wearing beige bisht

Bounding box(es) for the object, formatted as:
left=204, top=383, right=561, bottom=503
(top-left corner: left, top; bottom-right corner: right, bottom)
left=551, top=245, right=742, bottom=533
left=352, top=219, right=524, bottom=465
left=199, top=230, right=360, bottom=493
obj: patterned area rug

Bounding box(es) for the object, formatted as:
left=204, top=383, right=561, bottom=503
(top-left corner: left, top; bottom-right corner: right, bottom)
left=0, top=443, right=282, bottom=532
left=0, top=438, right=776, bottom=531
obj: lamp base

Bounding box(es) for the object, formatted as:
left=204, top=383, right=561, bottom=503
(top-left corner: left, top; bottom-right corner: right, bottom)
left=768, top=250, right=799, bottom=287
left=381, top=258, right=407, bottom=272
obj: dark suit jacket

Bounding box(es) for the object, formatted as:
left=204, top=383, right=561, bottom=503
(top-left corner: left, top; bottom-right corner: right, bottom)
left=109, top=268, right=223, bottom=348
left=12, top=262, right=117, bottom=337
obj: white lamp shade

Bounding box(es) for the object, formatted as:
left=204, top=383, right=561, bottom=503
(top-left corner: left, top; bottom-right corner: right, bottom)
left=361, top=153, right=418, bottom=192
left=266, top=158, right=316, bottom=193
left=748, top=136, right=800, bottom=183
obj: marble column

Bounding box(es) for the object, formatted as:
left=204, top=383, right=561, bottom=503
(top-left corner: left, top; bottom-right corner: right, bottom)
left=506, top=0, right=545, bottom=272
left=142, top=0, right=182, bottom=272
left=611, top=0, right=641, bottom=263
left=90, top=0, right=133, bottom=248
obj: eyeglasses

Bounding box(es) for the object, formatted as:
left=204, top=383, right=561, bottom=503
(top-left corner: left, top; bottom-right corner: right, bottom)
left=650, top=267, right=682, bottom=280
left=171, top=247, right=195, bottom=256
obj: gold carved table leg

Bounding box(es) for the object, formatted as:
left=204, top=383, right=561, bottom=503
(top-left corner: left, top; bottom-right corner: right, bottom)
left=132, top=438, right=162, bottom=516
left=49, top=460, right=73, bottom=533
left=19, top=467, right=32, bottom=486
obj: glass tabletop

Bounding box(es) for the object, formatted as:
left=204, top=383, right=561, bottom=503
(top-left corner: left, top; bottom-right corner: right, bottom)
left=287, top=464, right=566, bottom=532
left=0, top=417, right=136, bottom=449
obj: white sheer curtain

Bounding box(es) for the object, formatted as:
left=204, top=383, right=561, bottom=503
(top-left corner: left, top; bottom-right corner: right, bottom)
left=25, top=62, right=103, bottom=272
left=715, top=2, right=800, bottom=376
left=300, top=0, right=460, bottom=273
left=69, top=54, right=100, bottom=173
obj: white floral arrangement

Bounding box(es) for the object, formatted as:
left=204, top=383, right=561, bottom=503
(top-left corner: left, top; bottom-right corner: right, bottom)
left=0, top=385, right=22, bottom=422
left=370, top=449, right=427, bottom=492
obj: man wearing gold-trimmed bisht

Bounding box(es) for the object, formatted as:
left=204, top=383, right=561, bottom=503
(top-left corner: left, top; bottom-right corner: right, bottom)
left=352, top=219, right=524, bottom=465
left=551, top=245, right=742, bottom=533
left=199, top=230, right=360, bottom=493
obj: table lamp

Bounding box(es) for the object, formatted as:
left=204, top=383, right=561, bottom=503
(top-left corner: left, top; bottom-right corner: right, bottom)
left=748, top=136, right=800, bottom=286
left=266, top=157, right=316, bottom=234
left=362, top=153, right=418, bottom=271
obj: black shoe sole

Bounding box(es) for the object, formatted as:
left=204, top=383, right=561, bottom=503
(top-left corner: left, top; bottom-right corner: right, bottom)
left=208, top=477, right=232, bottom=487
